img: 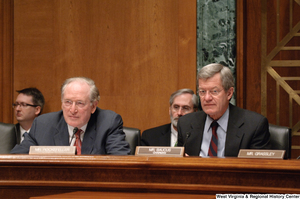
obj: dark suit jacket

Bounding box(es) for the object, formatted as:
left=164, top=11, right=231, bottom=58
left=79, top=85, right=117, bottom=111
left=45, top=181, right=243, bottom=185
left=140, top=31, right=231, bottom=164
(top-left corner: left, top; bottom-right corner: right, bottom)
left=141, top=124, right=171, bottom=146
left=11, top=107, right=131, bottom=155
left=15, top=123, right=22, bottom=144
left=177, top=104, right=271, bottom=157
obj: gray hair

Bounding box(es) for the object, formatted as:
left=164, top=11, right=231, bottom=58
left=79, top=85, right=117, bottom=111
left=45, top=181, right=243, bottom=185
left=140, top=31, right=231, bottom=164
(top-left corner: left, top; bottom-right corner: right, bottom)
left=61, top=77, right=100, bottom=102
left=197, top=63, right=235, bottom=91
left=169, top=88, right=199, bottom=109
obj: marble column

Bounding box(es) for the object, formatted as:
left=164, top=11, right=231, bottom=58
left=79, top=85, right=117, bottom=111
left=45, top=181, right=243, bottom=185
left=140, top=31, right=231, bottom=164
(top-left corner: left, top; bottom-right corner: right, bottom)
left=197, top=0, right=236, bottom=104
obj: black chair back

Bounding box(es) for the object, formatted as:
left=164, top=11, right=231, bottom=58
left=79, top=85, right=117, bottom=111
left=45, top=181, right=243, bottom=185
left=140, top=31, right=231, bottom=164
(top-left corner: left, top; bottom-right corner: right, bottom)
left=123, top=127, right=140, bottom=155
left=269, top=124, right=291, bottom=159
left=0, top=122, right=17, bottom=154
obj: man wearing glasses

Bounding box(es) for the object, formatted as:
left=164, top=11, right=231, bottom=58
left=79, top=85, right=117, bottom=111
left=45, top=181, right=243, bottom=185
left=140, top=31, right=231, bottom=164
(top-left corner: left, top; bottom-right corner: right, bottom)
left=141, top=89, right=198, bottom=147
left=177, top=63, right=271, bottom=157
left=13, top=88, right=45, bottom=144
left=11, top=77, right=130, bottom=155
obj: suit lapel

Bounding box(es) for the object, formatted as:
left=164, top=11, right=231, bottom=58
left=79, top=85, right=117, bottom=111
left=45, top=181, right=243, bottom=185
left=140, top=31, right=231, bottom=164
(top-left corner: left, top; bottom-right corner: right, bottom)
left=159, top=124, right=171, bottom=146
left=187, top=112, right=206, bottom=156
left=54, top=117, right=69, bottom=146
left=225, top=104, right=245, bottom=156
left=81, top=112, right=97, bottom=154
left=15, top=123, right=21, bottom=144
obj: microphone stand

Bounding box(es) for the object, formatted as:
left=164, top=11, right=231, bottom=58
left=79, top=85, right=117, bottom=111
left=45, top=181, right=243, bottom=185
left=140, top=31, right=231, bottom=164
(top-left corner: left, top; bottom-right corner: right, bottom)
left=69, top=127, right=78, bottom=145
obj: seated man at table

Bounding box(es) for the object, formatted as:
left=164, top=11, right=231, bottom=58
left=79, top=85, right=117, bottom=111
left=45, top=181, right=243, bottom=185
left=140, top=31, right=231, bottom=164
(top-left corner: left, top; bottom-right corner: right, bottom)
left=141, top=89, right=198, bottom=147
left=13, top=87, right=45, bottom=144
left=11, top=77, right=130, bottom=155
left=177, top=63, right=271, bottom=157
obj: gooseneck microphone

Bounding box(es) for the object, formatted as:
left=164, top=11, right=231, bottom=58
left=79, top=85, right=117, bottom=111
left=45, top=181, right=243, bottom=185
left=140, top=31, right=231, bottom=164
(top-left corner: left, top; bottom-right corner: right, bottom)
left=69, top=127, right=78, bottom=145
left=183, top=132, right=191, bottom=147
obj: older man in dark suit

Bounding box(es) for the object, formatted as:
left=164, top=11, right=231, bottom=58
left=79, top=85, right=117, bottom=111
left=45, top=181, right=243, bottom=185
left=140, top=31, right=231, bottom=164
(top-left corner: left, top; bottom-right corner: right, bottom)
left=141, top=89, right=198, bottom=147
left=177, top=63, right=271, bottom=157
left=11, top=77, right=130, bottom=155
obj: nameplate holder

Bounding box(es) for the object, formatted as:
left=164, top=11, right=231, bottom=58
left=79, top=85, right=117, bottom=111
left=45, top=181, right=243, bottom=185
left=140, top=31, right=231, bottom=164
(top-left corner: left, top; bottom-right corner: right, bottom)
left=238, top=149, right=285, bottom=159
left=135, top=146, right=184, bottom=157
left=29, top=146, right=76, bottom=155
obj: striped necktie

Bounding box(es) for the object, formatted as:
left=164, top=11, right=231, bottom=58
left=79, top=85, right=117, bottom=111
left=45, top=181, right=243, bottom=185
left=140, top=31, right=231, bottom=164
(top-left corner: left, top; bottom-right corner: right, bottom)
left=208, top=121, right=218, bottom=156
left=74, top=129, right=83, bottom=155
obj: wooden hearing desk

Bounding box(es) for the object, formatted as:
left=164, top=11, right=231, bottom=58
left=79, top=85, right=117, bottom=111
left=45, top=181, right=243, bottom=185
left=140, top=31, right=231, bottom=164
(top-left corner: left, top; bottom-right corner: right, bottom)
left=0, top=155, right=299, bottom=198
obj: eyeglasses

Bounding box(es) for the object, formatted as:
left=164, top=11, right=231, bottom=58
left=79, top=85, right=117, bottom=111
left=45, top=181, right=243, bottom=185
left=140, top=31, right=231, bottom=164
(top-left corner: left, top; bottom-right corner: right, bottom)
left=198, top=89, right=223, bottom=97
left=171, top=105, right=193, bottom=114
left=12, top=102, right=38, bottom=108
left=62, top=100, right=89, bottom=108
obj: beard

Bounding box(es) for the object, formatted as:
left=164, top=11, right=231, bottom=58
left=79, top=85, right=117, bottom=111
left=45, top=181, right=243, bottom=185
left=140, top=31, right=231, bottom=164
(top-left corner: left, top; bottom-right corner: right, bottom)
left=170, top=116, right=179, bottom=128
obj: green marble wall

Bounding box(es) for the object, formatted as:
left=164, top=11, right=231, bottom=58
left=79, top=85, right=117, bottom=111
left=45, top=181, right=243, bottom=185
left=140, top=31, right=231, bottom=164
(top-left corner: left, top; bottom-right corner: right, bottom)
left=197, top=0, right=236, bottom=104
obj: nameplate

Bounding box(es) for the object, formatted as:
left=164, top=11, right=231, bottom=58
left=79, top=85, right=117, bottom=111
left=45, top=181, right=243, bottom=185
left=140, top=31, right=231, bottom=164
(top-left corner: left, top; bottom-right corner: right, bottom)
left=238, top=149, right=285, bottom=159
left=29, top=146, right=76, bottom=155
left=135, top=146, right=184, bottom=157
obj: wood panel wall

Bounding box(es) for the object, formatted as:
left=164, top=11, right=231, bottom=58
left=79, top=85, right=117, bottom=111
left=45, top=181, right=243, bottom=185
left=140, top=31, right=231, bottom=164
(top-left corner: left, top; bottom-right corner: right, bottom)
left=0, top=0, right=14, bottom=123
left=236, top=0, right=263, bottom=112
left=1, top=0, right=196, bottom=132
left=2, top=0, right=299, bottom=158
left=237, top=0, right=300, bottom=158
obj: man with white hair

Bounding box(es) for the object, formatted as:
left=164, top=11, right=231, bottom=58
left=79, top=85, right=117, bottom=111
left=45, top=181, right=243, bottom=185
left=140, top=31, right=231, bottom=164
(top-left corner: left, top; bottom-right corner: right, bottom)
left=11, top=77, right=130, bottom=155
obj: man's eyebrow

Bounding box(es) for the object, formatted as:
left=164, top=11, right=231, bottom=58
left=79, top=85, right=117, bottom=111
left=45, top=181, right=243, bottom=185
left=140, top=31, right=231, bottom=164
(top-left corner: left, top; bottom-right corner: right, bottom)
left=199, top=86, right=219, bottom=90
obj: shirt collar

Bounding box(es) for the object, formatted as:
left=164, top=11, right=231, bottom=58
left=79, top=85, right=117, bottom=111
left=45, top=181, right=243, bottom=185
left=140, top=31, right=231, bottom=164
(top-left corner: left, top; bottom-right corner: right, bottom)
left=170, top=124, right=178, bottom=147
left=20, top=126, right=30, bottom=135
left=67, top=124, right=87, bottom=136
left=205, top=106, right=229, bottom=133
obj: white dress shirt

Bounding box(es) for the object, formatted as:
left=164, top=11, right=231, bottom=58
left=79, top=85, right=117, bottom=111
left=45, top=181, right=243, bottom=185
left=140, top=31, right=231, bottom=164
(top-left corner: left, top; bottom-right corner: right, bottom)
left=68, top=124, right=87, bottom=146
left=20, top=126, right=30, bottom=143
left=170, top=124, right=178, bottom=147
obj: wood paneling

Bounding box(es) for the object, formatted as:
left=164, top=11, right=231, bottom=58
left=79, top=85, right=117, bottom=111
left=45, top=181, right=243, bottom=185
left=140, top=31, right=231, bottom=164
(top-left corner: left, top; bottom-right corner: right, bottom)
left=31, top=191, right=212, bottom=199
left=4, top=0, right=299, bottom=157
left=10, top=0, right=196, bottom=132
left=237, top=0, right=300, bottom=158
left=0, top=0, right=14, bottom=123
left=0, top=155, right=299, bottom=198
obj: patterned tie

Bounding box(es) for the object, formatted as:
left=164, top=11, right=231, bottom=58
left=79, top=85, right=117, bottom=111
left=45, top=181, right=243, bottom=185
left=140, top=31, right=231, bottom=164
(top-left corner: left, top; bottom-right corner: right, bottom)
left=74, top=129, right=82, bottom=155
left=208, top=121, right=218, bottom=156
left=21, top=132, right=28, bottom=143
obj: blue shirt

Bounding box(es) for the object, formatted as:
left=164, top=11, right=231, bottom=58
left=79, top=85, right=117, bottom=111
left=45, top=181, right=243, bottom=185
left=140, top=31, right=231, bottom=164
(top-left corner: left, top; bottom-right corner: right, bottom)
left=200, top=107, right=229, bottom=157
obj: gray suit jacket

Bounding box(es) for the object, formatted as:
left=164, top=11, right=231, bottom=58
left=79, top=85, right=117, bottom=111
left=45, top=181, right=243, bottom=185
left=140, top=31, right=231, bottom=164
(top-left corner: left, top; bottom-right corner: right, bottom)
left=11, top=107, right=131, bottom=155
left=177, top=104, right=271, bottom=157
left=141, top=123, right=171, bottom=146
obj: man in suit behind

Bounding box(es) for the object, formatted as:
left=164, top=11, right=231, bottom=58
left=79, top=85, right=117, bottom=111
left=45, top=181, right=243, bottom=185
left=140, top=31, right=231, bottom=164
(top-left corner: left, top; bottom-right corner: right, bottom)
left=141, top=89, right=198, bottom=147
left=11, top=77, right=130, bottom=155
left=177, top=63, right=271, bottom=157
left=13, top=87, right=45, bottom=144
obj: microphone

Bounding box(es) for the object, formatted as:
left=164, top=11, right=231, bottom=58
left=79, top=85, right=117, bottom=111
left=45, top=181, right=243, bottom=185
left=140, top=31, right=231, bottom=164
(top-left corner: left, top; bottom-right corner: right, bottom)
left=183, top=132, right=191, bottom=147
left=69, top=127, right=78, bottom=145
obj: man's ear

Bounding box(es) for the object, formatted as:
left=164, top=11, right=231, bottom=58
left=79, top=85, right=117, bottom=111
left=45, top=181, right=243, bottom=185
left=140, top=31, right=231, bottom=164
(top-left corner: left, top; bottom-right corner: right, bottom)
left=91, top=101, right=98, bottom=114
left=35, top=106, right=41, bottom=116
left=227, top=87, right=234, bottom=101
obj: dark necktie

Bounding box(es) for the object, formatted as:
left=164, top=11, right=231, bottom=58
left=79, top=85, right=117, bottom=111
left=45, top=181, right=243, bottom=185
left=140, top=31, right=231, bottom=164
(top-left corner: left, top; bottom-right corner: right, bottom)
left=21, top=132, right=27, bottom=143
left=74, top=129, right=82, bottom=155
left=208, top=121, right=218, bottom=156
